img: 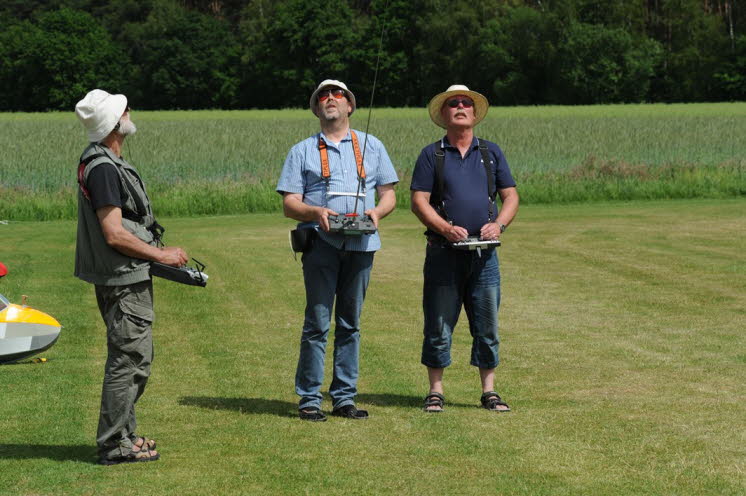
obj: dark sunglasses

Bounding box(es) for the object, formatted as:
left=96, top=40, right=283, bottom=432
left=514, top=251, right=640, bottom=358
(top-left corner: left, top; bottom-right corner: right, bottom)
left=447, top=97, right=474, bottom=108
left=318, top=88, right=347, bottom=102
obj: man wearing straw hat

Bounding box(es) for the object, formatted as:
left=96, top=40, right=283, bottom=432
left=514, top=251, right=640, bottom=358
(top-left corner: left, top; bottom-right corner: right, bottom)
left=74, top=89, right=188, bottom=464
left=277, top=79, right=398, bottom=421
left=410, top=85, right=519, bottom=413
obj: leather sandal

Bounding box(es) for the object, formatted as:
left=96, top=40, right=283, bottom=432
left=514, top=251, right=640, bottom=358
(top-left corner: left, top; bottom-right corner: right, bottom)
left=99, top=446, right=160, bottom=465
left=331, top=404, right=368, bottom=419
left=423, top=392, right=445, bottom=413
left=134, top=436, right=156, bottom=451
left=480, top=391, right=510, bottom=412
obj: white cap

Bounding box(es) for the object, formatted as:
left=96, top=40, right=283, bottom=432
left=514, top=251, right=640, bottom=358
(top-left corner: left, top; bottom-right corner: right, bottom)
left=309, top=79, right=356, bottom=117
left=75, top=89, right=128, bottom=142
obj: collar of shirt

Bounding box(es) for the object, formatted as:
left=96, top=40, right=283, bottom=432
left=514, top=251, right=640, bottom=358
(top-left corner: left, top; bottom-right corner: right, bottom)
left=441, top=135, right=479, bottom=151
left=320, top=130, right=352, bottom=150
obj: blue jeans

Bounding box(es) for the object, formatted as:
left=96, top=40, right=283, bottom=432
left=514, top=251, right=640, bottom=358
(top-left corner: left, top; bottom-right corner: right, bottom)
left=421, top=242, right=501, bottom=369
left=296, top=237, right=374, bottom=410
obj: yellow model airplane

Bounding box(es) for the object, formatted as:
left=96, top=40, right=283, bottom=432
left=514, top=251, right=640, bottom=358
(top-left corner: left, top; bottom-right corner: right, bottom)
left=0, top=262, right=62, bottom=363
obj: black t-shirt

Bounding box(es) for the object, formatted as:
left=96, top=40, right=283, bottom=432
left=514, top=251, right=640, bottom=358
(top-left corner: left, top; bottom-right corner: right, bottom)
left=86, top=163, right=122, bottom=210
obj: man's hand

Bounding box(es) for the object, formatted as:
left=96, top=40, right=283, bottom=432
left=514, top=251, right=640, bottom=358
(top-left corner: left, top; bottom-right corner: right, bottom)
left=364, top=208, right=379, bottom=228
left=442, top=224, right=469, bottom=243
left=315, top=206, right=340, bottom=232
left=479, top=222, right=501, bottom=241
left=159, top=246, right=188, bottom=267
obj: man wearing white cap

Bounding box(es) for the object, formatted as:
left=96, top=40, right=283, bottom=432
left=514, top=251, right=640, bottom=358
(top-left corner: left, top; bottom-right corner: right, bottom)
left=410, top=85, right=519, bottom=413
left=277, top=79, right=398, bottom=421
left=74, top=89, right=188, bottom=464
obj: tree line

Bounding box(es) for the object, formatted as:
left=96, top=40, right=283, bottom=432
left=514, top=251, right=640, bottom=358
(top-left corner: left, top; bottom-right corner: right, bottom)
left=0, top=0, right=743, bottom=111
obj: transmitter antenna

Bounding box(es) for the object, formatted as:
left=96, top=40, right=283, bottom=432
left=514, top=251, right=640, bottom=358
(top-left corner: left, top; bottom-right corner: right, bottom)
left=351, top=2, right=389, bottom=216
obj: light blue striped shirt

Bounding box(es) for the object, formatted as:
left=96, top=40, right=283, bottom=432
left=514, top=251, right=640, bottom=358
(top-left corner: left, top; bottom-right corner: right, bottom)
left=277, top=129, right=399, bottom=252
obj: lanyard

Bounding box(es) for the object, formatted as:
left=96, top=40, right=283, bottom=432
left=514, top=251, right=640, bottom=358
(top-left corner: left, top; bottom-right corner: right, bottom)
left=318, top=130, right=366, bottom=208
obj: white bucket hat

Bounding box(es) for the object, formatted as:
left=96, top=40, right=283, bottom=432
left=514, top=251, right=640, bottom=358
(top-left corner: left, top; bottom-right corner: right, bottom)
left=427, top=84, right=489, bottom=129
left=309, top=79, right=356, bottom=117
left=75, top=89, right=128, bottom=142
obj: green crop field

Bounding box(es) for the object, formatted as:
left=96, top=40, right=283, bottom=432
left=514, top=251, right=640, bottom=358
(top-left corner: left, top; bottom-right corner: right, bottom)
left=1, top=199, right=745, bottom=495
left=1, top=104, right=745, bottom=220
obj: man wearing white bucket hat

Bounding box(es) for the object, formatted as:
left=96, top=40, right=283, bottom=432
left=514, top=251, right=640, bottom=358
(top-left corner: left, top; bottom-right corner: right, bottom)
left=277, top=79, right=398, bottom=421
left=74, top=89, right=188, bottom=464
left=410, top=85, right=519, bottom=413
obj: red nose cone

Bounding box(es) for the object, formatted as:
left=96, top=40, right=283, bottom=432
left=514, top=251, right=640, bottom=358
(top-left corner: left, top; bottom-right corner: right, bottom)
left=0, top=262, right=6, bottom=278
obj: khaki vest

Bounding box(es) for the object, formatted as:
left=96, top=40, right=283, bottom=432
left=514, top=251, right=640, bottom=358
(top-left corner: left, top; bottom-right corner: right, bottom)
left=74, top=143, right=157, bottom=286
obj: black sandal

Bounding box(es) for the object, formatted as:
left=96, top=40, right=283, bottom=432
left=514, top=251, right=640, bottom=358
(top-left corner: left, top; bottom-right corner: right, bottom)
left=299, top=407, right=327, bottom=422
left=423, top=392, right=445, bottom=413
left=331, top=405, right=369, bottom=419
left=480, top=391, right=510, bottom=412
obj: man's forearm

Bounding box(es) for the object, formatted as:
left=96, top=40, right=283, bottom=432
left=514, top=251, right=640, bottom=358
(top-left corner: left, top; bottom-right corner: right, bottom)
left=372, top=187, right=396, bottom=220
left=411, top=192, right=452, bottom=236
left=496, top=188, right=519, bottom=227
left=283, top=195, right=325, bottom=222
left=104, top=227, right=167, bottom=263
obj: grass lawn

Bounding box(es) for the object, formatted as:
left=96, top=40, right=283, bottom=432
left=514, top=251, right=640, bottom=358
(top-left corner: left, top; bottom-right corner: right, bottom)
left=1, top=198, right=744, bottom=495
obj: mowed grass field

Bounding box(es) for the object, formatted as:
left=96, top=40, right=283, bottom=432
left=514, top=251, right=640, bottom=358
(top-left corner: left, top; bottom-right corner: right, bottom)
left=1, top=103, right=745, bottom=220
left=1, top=199, right=744, bottom=495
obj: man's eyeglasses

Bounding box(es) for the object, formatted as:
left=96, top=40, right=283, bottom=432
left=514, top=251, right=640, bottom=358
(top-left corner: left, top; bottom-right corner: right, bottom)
left=447, top=98, right=474, bottom=108
left=318, top=89, right=347, bottom=102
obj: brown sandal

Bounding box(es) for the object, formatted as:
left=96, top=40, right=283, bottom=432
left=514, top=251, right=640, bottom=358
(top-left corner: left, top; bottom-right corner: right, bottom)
left=99, top=446, right=160, bottom=465
left=134, top=437, right=156, bottom=451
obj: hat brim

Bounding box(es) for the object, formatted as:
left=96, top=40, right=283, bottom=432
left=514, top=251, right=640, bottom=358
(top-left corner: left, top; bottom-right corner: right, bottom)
left=428, top=90, right=488, bottom=129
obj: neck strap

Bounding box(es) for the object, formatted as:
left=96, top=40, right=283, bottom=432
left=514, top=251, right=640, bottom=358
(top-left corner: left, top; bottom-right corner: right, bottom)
left=318, top=130, right=366, bottom=180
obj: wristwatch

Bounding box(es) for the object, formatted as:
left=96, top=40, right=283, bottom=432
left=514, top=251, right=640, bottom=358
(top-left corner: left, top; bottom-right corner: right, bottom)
left=498, top=223, right=507, bottom=233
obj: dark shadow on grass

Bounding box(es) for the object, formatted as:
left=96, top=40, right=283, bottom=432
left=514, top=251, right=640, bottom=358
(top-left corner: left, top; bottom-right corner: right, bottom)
left=356, top=393, right=475, bottom=409
left=0, top=444, right=96, bottom=464
left=178, top=396, right=297, bottom=418
left=179, top=394, right=478, bottom=417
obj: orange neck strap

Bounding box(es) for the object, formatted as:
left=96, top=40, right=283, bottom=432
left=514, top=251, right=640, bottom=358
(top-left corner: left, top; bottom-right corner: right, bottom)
left=318, top=130, right=365, bottom=180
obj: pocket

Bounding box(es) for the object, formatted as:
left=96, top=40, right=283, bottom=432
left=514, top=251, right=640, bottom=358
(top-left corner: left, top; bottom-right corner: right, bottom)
left=117, top=283, right=154, bottom=325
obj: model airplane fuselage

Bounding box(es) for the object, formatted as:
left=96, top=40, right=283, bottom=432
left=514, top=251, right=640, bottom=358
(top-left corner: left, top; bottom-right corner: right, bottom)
left=0, top=293, right=62, bottom=363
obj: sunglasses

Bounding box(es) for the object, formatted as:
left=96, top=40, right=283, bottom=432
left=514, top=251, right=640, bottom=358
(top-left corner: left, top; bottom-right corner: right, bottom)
left=447, top=97, right=474, bottom=108
left=318, top=88, right=347, bottom=102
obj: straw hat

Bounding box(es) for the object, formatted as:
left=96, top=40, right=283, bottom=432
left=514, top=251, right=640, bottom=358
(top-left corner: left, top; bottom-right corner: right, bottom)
left=427, top=84, right=489, bottom=129
left=75, top=89, right=128, bottom=142
left=309, top=79, right=356, bottom=117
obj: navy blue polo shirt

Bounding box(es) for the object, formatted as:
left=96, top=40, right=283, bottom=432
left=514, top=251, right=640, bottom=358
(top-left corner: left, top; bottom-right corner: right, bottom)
left=410, top=136, right=516, bottom=235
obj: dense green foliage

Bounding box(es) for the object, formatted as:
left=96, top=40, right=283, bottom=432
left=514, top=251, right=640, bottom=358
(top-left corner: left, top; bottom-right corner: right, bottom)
left=1, top=104, right=744, bottom=220
left=1, top=201, right=745, bottom=494
left=0, top=0, right=743, bottom=110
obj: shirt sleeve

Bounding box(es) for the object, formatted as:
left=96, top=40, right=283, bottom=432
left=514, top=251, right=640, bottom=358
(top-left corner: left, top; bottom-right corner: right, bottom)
left=276, top=144, right=305, bottom=195
left=372, top=137, right=399, bottom=186
left=410, top=145, right=436, bottom=193
left=86, top=162, right=122, bottom=210
left=492, top=144, right=517, bottom=189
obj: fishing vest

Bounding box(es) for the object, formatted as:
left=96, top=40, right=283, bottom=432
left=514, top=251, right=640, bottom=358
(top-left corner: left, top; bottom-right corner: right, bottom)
left=74, top=143, right=156, bottom=286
